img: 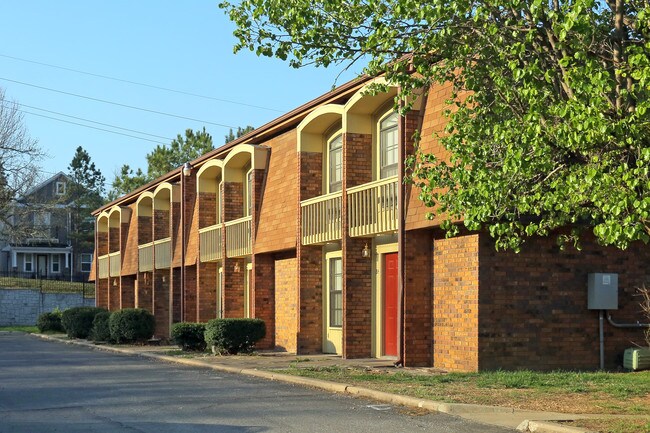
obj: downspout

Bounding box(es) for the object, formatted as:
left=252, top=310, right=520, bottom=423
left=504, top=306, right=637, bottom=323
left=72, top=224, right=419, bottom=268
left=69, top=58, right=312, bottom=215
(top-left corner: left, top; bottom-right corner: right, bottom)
left=180, top=173, right=185, bottom=323
left=396, top=95, right=406, bottom=367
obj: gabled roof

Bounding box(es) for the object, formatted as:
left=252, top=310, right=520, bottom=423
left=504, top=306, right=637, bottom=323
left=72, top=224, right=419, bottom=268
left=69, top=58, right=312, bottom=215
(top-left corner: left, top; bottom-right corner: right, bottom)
left=20, top=171, right=68, bottom=201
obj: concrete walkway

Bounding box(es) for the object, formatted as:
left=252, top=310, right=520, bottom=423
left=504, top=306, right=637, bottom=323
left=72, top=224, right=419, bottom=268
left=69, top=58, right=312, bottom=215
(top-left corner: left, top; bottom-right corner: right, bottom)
left=30, top=334, right=646, bottom=433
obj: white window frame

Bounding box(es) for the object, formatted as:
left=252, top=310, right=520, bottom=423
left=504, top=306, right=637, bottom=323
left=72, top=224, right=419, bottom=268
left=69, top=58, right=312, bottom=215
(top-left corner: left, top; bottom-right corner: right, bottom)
left=56, top=181, right=66, bottom=196
left=24, top=253, right=33, bottom=273
left=327, top=133, right=343, bottom=193
left=81, top=253, right=93, bottom=273
left=379, top=111, right=398, bottom=179
left=51, top=255, right=60, bottom=273
left=328, top=257, right=343, bottom=328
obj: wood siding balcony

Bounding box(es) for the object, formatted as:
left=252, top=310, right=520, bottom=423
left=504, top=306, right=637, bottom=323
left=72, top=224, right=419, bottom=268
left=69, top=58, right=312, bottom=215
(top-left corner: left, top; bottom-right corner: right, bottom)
left=108, top=252, right=121, bottom=277
left=138, top=242, right=154, bottom=272
left=98, top=254, right=109, bottom=279
left=347, top=176, right=399, bottom=237
left=300, top=191, right=342, bottom=245
left=225, top=216, right=251, bottom=258
left=154, top=237, right=172, bottom=269
left=199, top=223, right=223, bottom=262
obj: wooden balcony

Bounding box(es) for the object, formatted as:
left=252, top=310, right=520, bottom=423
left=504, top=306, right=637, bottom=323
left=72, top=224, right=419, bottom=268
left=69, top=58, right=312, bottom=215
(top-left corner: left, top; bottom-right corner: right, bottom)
left=108, top=252, right=121, bottom=277
left=138, top=242, right=154, bottom=272
left=225, top=216, right=252, bottom=258
left=154, top=237, right=172, bottom=269
left=300, top=191, right=342, bottom=245
left=98, top=254, right=109, bottom=279
left=199, top=223, right=223, bottom=262
left=347, top=176, right=399, bottom=237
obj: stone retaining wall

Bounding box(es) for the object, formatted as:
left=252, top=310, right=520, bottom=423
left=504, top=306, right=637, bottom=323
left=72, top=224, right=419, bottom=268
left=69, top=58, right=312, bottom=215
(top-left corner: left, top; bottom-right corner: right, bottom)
left=0, top=289, right=95, bottom=326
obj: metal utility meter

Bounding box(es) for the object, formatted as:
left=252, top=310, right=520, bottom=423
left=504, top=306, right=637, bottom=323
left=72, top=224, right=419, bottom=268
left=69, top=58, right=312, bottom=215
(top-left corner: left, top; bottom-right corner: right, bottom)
left=587, top=273, right=618, bottom=310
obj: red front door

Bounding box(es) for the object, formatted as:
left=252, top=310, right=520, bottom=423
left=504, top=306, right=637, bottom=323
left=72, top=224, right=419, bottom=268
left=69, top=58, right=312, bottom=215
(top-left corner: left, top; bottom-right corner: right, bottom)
left=383, top=253, right=399, bottom=357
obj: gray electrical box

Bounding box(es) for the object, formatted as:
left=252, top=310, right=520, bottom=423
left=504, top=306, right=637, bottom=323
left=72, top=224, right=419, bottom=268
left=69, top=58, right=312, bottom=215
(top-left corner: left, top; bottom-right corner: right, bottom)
left=587, top=273, right=618, bottom=310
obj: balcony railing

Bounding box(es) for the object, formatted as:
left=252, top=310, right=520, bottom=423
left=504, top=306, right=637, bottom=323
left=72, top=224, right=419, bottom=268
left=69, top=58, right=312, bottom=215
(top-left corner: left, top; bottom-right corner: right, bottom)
left=199, top=223, right=223, bottom=262
left=138, top=242, right=154, bottom=272
left=108, top=252, right=121, bottom=277
left=225, top=216, right=252, bottom=258
left=98, top=254, right=109, bottom=279
left=300, top=191, right=342, bottom=245
left=154, top=237, right=172, bottom=269
left=347, top=176, right=399, bottom=237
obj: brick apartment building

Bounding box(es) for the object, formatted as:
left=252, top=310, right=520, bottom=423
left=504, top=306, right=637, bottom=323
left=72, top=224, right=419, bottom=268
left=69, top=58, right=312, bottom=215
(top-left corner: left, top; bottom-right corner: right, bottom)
left=91, top=77, right=649, bottom=372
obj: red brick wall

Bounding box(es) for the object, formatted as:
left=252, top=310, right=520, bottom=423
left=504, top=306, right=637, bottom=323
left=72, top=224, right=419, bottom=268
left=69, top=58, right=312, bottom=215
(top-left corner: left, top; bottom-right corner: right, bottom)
left=223, top=258, right=245, bottom=318
left=297, top=244, right=323, bottom=353
left=153, top=210, right=169, bottom=239
left=184, top=264, right=197, bottom=321
left=478, top=232, right=650, bottom=370
left=197, top=261, right=217, bottom=323
left=403, top=229, right=433, bottom=367
left=275, top=255, right=298, bottom=352
left=433, top=234, right=480, bottom=372
left=97, top=232, right=108, bottom=256
left=222, top=182, right=244, bottom=222
left=96, top=278, right=108, bottom=308
left=108, top=279, right=120, bottom=311
left=120, top=276, right=135, bottom=308
left=109, top=227, right=119, bottom=252
left=253, top=253, right=275, bottom=349
left=172, top=267, right=181, bottom=323
left=136, top=272, right=152, bottom=312
left=138, top=216, right=152, bottom=244
left=153, top=271, right=170, bottom=339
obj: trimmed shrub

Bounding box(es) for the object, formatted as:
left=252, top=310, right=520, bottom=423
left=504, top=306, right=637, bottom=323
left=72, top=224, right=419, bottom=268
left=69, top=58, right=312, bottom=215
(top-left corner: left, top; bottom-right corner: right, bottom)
left=36, top=311, right=64, bottom=333
left=109, top=308, right=155, bottom=343
left=171, top=322, right=207, bottom=351
left=91, top=311, right=112, bottom=342
left=204, top=318, right=265, bottom=355
left=61, top=307, right=107, bottom=339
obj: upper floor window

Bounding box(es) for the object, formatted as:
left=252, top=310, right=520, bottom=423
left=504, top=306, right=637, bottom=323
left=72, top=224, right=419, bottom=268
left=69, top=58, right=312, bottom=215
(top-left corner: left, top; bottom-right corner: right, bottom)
left=380, top=112, right=398, bottom=179
left=56, top=181, right=66, bottom=196
left=81, top=253, right=93, bottom=273
left=33, top=211, right=51, bottom=228
left=328, top=134, right=343, bottom=193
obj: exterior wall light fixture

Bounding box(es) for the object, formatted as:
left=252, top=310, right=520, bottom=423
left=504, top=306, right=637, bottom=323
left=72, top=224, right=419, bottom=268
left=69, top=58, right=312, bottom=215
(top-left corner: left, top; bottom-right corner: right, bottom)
left=112, top=278, right=118, bottom=287
left=234, top=262, right=241, bottom=273
left=362, top=242, right=371, bottom=258
left=182, top=162, right=192, bottom=177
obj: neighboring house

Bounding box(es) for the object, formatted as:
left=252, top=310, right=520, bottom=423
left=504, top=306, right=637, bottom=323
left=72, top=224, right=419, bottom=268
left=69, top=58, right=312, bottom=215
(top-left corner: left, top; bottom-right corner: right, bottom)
left=0, top=172, right=93, bottom=281
left=92, top=76, right=649, bottom=372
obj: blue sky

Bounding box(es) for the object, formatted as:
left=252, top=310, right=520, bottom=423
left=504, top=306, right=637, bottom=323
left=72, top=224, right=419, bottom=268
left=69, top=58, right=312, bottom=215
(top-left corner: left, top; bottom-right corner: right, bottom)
left=0, top=1, right=360, bottom=192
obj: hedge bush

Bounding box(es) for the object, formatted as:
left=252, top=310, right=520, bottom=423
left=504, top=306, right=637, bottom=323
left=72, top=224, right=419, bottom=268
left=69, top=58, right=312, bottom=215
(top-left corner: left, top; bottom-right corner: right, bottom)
left=204, top=318, right=265, bottom=355
left=171, top=322, right=206, bottom=351
left=36, top=310, right=64, bottom=333
left=91, top=311, right=112, bottom=342
left=61, top=307, right=107, bottom=339
left=109, top=308, right=155, bottom=343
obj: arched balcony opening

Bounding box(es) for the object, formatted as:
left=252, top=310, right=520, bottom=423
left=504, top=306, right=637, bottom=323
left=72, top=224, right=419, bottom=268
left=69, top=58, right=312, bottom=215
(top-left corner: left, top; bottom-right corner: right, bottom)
left=196, top=160, right=224, bottom=262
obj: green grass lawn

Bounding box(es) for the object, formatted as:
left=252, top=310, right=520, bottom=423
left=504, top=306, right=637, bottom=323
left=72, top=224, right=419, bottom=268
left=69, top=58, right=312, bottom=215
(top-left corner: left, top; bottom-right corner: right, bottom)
left=0, top=326, right=38, bottom=333
left=274, top=366, right=650, bottom=417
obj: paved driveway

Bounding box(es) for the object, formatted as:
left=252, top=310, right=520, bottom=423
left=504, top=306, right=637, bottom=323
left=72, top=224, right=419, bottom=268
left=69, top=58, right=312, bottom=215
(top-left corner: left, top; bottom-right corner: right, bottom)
left=0, top=333, right=513, bottom=432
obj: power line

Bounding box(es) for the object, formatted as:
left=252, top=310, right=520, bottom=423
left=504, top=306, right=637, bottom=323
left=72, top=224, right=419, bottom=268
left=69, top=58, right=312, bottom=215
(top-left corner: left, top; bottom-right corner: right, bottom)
left=0, top=77, right=239, bottom=129
left=20, top=110, right=168, bottom=145
left=0, top=53, right=284, bottom=112
left=1, top=101, right=174, bottom=141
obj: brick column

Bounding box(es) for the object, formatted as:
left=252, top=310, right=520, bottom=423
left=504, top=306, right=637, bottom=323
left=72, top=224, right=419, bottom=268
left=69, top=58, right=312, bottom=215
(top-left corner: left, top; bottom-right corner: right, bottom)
left=120, top=275, right=135, bottom=308
left=402, top=229, right=433, bottom=367
left=253, top=253, right=274, bottom=349
left=342, top=132, right=373, bottom=358
left=297, top=151, right=324, bottom=354
left=197, top=190, right=218, bottom=323
left=222, top=181, right=245, bottom=318
left=153, top=271, right=170, bottom=339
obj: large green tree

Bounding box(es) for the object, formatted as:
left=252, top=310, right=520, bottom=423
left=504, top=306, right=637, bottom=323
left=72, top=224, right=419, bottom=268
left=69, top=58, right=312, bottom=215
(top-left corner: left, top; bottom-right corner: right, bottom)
left=146, top=127, right=214, bottom=179
left=225, top=125, right=255, bottom=144
left=66, top=146, right=105, bottom=254
left=221, top=0, right=650, bottom=250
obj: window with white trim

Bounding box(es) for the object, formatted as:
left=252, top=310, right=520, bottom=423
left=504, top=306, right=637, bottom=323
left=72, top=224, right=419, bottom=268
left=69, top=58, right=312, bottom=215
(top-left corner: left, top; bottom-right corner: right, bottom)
left=328, top=134, right=343, bottom=193
left=24, top=254, right=33, bottom=272
left=379, top=112, right=398, bottom=179
left=56, top=181, right=66, bottom=195
left=329, top=257, right=343, bottom=328
left=81, top=253, right=92, bottom=273
left=51, top=255, right=60, bottom=273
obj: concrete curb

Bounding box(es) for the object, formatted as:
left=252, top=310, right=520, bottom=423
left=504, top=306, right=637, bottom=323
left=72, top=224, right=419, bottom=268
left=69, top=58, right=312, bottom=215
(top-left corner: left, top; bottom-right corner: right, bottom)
left=517, top=420, right=593, bottom=433
left=28, top=334, right=604, bottom=433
